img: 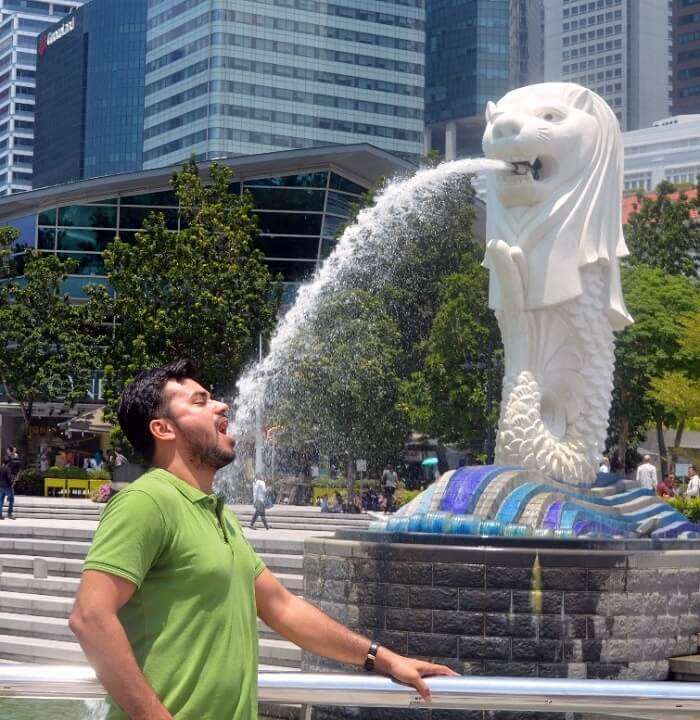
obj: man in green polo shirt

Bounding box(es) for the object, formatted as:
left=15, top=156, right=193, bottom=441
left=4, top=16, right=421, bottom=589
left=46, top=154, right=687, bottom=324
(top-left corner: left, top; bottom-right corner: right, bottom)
left=70, top=360, right=456, bottom=719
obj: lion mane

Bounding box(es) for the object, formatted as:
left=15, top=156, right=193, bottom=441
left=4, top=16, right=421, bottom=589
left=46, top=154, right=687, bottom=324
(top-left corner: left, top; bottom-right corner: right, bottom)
left=484, top=83, right=632, bottom=332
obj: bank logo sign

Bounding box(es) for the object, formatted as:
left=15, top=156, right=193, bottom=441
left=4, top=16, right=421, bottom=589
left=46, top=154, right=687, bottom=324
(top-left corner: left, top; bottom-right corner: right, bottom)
left=38, top=16, right=75, bottom=56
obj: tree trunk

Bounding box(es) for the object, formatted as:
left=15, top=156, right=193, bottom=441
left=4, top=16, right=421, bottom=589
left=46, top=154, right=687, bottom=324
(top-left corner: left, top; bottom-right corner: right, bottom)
left=671, top=418, right=686, bottom=471
left=655, top=417, right=668, bottom=479
left=618, top=415, right=629, bottom=475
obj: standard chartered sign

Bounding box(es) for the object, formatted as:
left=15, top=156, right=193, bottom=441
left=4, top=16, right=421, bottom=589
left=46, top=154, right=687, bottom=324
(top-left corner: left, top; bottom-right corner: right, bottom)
left=39, top=17, right=75, bottom=54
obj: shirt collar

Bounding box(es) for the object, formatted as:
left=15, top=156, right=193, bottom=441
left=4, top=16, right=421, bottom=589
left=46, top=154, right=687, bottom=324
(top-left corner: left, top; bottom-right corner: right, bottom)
left=148, top=468, right=219, bottom=506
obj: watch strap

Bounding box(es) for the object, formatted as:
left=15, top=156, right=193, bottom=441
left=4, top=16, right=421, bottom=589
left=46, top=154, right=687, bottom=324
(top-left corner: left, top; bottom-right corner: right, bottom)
left=364, top=641, right=379, bottom=672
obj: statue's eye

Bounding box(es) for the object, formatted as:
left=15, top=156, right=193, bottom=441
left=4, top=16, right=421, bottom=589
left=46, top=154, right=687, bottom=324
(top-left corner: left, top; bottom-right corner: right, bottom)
left=540, top=110, right=564, bottom=122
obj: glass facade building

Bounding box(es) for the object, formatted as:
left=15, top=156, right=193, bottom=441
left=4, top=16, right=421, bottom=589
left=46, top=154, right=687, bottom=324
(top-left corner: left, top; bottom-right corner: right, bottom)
left=0, top=145, right=412, bottom=301
left=424, top=0, right=510, bottom=159
left=33, top=0, right=146, bottom=188
left=0, top=0, right=84, bottom=195
left=143, top=0, right=425, bottom=167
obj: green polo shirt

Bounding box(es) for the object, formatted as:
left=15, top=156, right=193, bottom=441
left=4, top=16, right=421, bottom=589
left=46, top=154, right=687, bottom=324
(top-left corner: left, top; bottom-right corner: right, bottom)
left=83, top=468, right=266, bottom=719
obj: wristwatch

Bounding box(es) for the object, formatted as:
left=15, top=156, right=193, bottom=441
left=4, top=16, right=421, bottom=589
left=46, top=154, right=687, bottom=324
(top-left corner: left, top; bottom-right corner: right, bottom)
left=364, top=641, right=380, bottom=672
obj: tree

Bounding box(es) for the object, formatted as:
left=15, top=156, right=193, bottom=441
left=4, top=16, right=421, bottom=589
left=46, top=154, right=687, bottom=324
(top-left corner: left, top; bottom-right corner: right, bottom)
left=609, top=266, right=700, bottom=474
left=647, top=313, right=700, bottom=465
left=624, top=180, right=700, bottom=277
left=102, top=160, right=279, bottom=424
left=269, top=290, right=407, bottom=487
left=0, top=227, right=109, bottom=456
left=398, top=258, right=502, bottom=455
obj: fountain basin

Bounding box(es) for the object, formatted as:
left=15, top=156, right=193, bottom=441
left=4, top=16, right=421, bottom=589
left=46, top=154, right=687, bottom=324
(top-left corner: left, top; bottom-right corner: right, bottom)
left=302, top=531, right=700, bottom=719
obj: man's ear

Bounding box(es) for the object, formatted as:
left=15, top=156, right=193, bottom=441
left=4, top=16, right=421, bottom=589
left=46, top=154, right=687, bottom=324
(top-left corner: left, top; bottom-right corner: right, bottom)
left=149, top=417, right=176, bottom=442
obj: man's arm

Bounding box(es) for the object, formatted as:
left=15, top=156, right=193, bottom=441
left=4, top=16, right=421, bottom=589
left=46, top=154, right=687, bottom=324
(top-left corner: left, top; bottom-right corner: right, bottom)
left=255, top=569, right=457, bottom=701
left=70, top=570, right=172, bottom=720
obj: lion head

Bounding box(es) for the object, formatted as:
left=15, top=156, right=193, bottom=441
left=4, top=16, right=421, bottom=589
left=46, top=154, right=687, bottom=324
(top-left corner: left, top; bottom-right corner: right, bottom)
left=481, top=82, right=632, bottom=331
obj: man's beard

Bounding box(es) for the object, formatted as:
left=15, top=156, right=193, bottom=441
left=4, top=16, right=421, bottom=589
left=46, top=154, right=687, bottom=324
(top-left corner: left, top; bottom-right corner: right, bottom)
left=174, top=420, right=235, bottom=470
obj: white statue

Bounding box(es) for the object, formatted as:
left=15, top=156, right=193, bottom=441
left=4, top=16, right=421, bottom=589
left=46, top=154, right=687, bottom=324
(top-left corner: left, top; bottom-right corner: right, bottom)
left=482, top=83, right=633, bottom=486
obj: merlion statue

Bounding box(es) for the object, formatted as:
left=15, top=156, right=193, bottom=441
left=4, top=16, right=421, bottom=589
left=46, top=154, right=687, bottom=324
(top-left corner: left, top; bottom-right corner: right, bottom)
left=372, top=83, right=697, bottom=538
left=482, top=82, right=632, bottom=487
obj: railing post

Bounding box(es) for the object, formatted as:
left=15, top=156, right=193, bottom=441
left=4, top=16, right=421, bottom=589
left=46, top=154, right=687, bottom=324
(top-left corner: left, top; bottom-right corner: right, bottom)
left=300, top=704, right=312, bottom=720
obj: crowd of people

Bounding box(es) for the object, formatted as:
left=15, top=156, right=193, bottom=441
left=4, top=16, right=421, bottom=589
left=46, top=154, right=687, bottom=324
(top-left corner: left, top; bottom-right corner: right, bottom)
left=628, top=454, right=698, bottom=499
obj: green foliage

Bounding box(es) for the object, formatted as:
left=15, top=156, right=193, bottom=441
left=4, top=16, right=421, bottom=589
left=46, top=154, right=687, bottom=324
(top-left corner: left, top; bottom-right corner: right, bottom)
left=667, top=496, right=700, bottom=523
left=102, top=160, right=279, bottom=424
left=0, top=227, right=109, bottom=447
left=399, top=258, right=501, bottom=448
left=15, top=467, right=41, bottom=496
left=609, top=265, right=700, bottom=457
left=43, top=466, right=111, bottom=480
left=271, top=289, right=408, bottom=472
left=624, top=180, right=700, bottom=277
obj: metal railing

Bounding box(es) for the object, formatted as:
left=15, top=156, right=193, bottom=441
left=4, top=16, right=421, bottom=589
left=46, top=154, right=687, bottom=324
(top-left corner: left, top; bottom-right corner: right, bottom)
left=2, top=664, right=700, bottom=719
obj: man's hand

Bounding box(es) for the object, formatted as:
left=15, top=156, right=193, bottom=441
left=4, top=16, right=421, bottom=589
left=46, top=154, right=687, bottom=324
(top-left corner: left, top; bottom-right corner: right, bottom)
left=375, top=646, right=458, bottom=701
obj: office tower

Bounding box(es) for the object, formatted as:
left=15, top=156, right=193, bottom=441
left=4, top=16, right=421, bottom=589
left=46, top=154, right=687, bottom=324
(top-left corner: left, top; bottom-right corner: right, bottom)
left=143, top=0, right=425, bottom=168
left=543, top=0, right=671, bottom=131
left=33, top=0, right=147, bottom=188
left=509, top=0, right=544, bottom=89
left=425, top=0, right=510, bottom=160
left=0, top=0, right=84, bottom=195
left=672, top=0, right=700, bottom=115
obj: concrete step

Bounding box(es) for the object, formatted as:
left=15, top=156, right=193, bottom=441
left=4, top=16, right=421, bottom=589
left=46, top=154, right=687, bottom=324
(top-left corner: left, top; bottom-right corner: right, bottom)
left=0, top=571, right=79, bottom=597
left=0, top=553, right=84, bottom=577
left=0, top=629, right=300, bottom=667
left=258, top=552, right=303, bottom=573
left=0, top=611, right=73, bottom=642
left=0, top=589, right=72, bottom=618
left=0, top=632, right=85, bottom=664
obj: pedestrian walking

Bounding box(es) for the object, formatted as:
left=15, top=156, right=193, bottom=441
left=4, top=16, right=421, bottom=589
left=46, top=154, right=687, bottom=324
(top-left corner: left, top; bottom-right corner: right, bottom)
left=598, top=456, right=610, bottom=473
left=686, top=465, right=700, bottom=498
left=381, top=463, right=398, bottom=513
left=250, top=474, right=269, bottom=530
left=70, top=360, right=454, bottom=719
left=635, top=455, right=657, bottom=491
left=0, top=460, right=15, bottom=519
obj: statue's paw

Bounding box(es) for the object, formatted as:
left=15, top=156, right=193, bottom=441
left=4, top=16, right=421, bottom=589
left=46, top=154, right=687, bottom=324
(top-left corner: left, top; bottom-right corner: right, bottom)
left=486, top=240, right=525, bottom=310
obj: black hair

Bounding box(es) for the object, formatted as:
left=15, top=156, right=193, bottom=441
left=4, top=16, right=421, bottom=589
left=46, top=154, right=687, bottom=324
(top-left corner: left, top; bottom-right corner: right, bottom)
left=117, top=359, right=199, bottom=462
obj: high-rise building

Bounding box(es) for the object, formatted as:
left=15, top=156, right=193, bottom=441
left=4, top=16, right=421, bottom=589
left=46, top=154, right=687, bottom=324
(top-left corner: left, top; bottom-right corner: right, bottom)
left=0, top=0, right=84, bottom=195
left=142, top=0, right=425, bottom=168
left=672, top=0, right=700, bottom=115
left=425, top=0, right=510, bottom=160
left=509, top=0, right=544, bottom=89
left=32, top=0, right=146, bottom=188
left=543, top=0, right=671, bottom=131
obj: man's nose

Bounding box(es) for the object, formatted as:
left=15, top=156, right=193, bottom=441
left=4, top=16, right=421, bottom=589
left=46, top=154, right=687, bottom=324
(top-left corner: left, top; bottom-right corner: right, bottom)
left=492, top=116, right=523, bottom=140
left=216, top=400, right=230, bottom=415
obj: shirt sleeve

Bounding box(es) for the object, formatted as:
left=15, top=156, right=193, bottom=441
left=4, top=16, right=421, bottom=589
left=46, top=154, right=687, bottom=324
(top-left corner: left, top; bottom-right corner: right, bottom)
left=83, top=489, right=169, bottom=588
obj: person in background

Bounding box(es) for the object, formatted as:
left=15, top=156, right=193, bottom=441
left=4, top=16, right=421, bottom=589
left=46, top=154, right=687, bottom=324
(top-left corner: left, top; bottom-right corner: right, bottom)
left=656, top=473, right=677, bottom=498
left=686, top=465, right=700, bottom=499
left=382, top=464, right=398, bottom=512
left=635, top=455, right=657, bottom=491
left=0, top=460, right=15, bottom=519
left=250, top=474, right=269, bottom=530
left=598, top=456, right=610, bottom=474
left=330, top=491, right=344, bottom=513
left=319, top=496, right=329, bottom=513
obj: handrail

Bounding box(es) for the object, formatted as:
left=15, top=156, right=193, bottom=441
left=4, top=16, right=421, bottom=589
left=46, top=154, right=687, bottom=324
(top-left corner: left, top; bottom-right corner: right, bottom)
left=2, top=664, right=700, bottom=719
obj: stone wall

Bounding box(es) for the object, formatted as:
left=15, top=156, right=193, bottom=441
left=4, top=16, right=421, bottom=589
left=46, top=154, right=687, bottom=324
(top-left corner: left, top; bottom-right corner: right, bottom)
left=301, top=534, right=700, bottom=720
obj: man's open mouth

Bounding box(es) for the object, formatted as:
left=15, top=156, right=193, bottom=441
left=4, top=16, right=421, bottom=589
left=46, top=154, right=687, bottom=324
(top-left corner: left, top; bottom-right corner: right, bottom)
left=217, top=419, right=228, bottom=435
left=511, top=159, right=543, bottom=181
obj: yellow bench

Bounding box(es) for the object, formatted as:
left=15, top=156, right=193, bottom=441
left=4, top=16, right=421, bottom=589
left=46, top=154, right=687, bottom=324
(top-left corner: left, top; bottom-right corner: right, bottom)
left=88, top=479, right=110, bottom=495
left=66, top=478, right=90, bottom=497
left=44, top=478, right=67, bottom=497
